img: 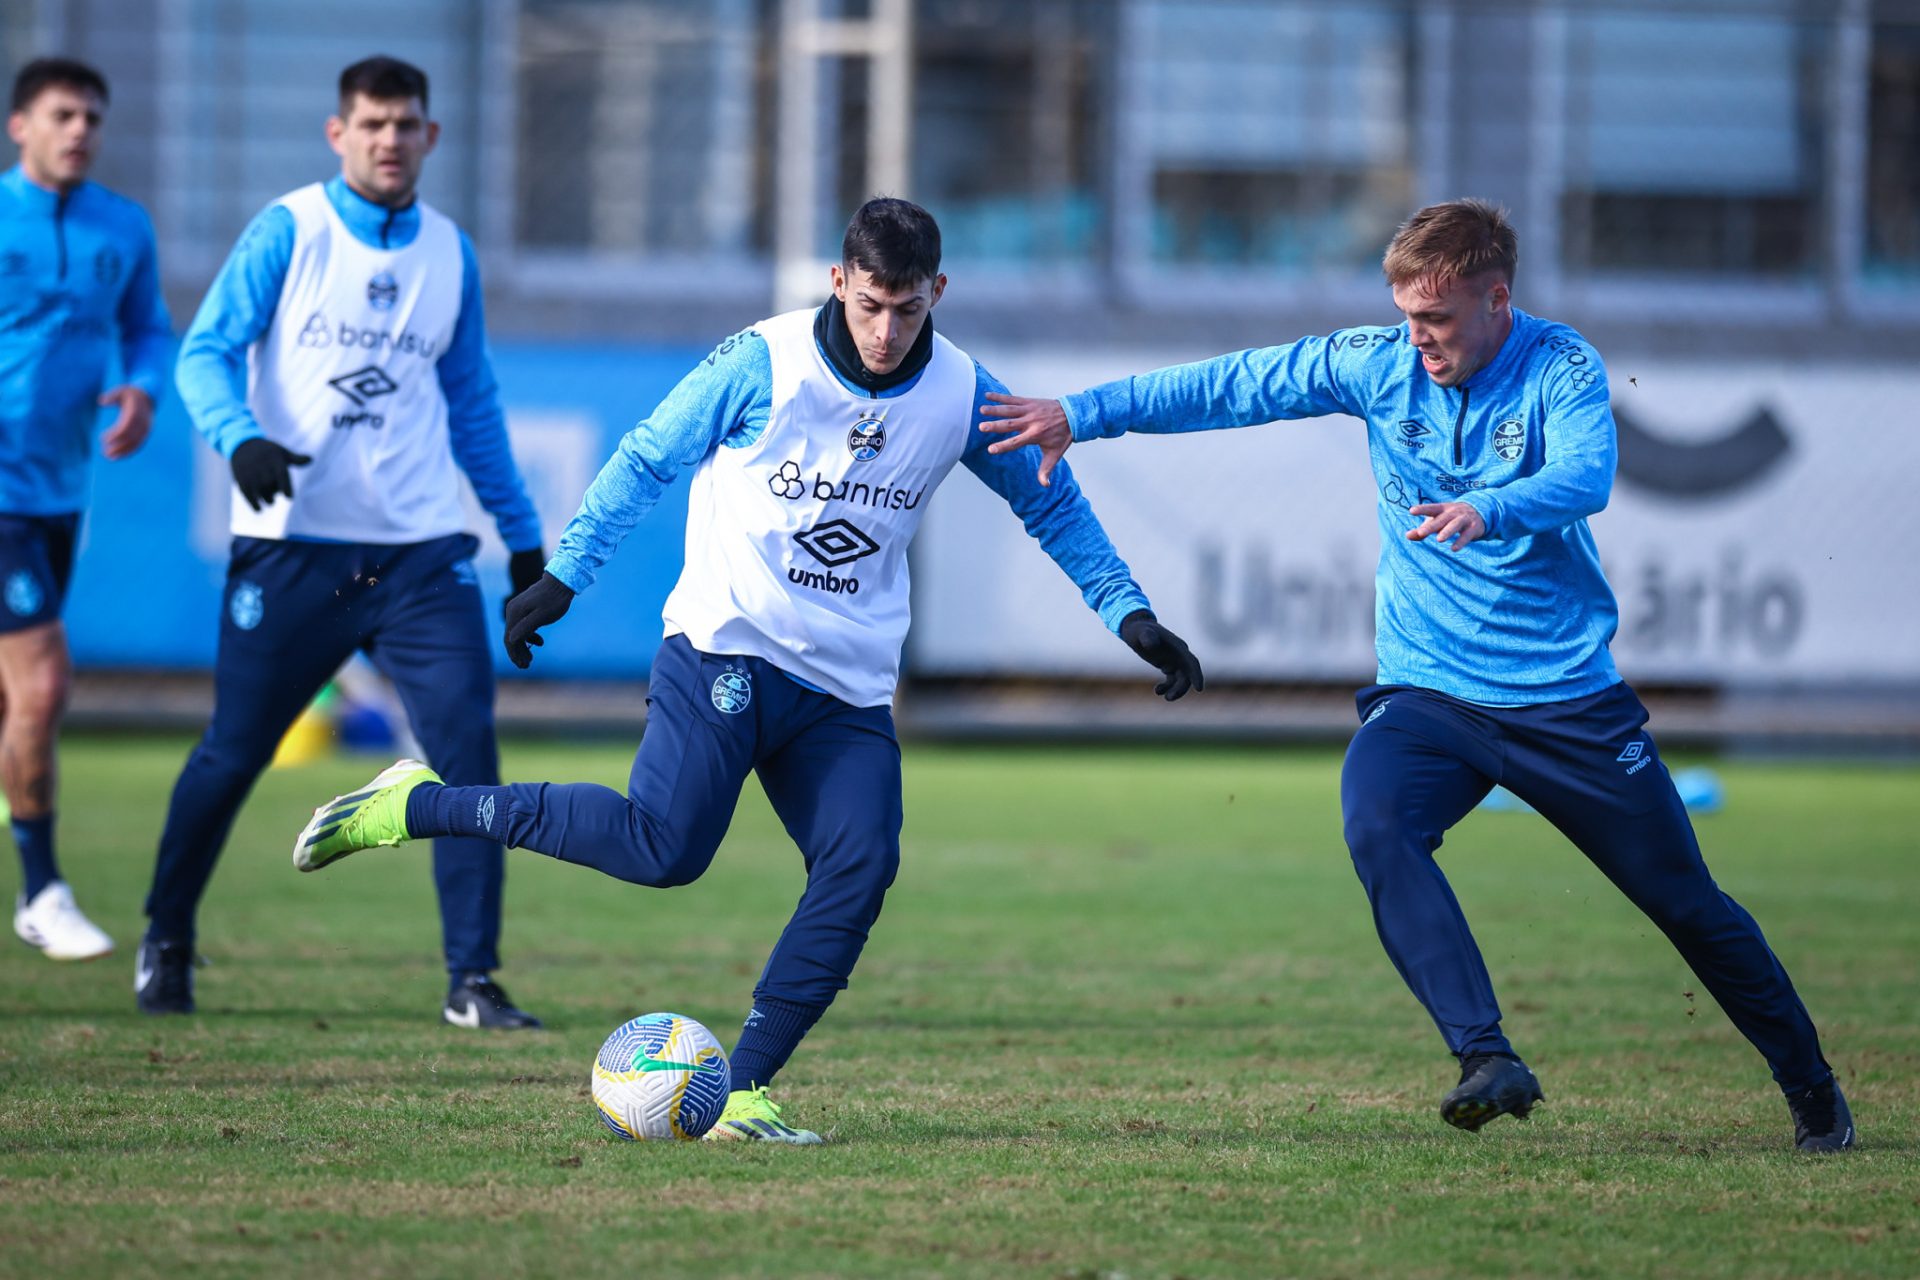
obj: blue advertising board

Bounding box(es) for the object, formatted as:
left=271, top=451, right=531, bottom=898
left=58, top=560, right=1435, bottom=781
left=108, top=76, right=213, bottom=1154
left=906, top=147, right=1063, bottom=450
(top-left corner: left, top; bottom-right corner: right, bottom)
left=64, top=342, right=706, bottom=679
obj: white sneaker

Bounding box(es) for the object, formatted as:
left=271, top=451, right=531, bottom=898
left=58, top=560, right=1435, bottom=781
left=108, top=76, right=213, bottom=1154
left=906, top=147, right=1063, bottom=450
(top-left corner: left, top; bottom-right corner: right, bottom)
left=13, top=880, right=114, bottom=960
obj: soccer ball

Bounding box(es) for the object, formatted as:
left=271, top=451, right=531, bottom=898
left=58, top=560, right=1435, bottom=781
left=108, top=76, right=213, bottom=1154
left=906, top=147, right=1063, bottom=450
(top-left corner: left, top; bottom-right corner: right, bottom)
left=590, top=1012, right=732, bottom=1141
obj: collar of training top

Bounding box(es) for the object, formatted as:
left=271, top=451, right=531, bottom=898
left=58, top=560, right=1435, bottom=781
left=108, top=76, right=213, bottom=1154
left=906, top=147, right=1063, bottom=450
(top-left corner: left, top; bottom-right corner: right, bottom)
left=813, top=293, right=935, bottom=394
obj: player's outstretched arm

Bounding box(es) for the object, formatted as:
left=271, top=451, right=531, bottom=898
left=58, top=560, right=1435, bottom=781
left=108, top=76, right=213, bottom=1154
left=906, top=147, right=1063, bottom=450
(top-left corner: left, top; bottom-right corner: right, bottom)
left=984, top=337, right=1375, bottom=471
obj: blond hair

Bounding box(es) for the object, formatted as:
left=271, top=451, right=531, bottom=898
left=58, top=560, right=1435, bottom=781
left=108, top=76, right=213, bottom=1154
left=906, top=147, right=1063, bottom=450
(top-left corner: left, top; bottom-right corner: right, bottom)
left=1382, top=198, right=1518, bottom=289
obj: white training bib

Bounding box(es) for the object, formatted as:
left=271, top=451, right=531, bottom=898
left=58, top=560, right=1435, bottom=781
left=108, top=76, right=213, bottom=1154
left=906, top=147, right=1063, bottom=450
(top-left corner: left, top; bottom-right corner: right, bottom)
left=662, top=308, right=978, bottom=707
left=237, top=183, right=466, bottom=543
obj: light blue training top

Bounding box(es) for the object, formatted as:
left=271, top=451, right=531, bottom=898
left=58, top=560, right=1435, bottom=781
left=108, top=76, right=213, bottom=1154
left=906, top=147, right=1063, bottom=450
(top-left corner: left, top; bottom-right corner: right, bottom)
left=0, top=165, right=173, bottom=514
left=546, top=322, right=1152, bottom=640
left=1061, top=307, right=1621, bottom=705
left=173, top=175, right=541, bottom=551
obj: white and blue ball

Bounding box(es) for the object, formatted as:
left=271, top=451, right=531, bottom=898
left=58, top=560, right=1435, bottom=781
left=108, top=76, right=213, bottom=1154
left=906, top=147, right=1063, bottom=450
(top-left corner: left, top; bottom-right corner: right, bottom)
left=591, top=1013, right=732, bottom=1141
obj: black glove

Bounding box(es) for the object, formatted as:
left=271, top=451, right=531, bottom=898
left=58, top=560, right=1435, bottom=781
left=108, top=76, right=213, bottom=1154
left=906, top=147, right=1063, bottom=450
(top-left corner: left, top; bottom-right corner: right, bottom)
left=1119, top=609, right=1204, bottom=701
left=505, top=548, right=547, bottom=624
left=230, top=438, right=312, bottom=512
left=503, top=572, right=575, bottom=669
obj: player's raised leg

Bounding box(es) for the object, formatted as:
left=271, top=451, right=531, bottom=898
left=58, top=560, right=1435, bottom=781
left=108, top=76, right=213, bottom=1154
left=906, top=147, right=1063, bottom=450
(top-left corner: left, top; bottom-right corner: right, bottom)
left=1506, top=683, right=1851, bottom=1152
left=704, top=701, right=902, bottom=1144
left=298, top=635, right=755, bottom=887
left=1341, top=686, right=1546, bottom=1131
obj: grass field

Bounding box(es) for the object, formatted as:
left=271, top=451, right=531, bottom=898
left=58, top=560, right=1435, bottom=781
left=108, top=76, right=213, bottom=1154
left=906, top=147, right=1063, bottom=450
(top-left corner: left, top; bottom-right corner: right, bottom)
left=1, top=735, right=1916, bottom=1279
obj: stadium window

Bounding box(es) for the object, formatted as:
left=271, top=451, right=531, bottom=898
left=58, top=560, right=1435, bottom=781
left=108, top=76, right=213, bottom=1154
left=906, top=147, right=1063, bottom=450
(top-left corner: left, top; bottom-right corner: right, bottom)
left=1128, top=1, right=1417, bottom=273
left=0, top=9, right=33, bottom=77
left=514, top=0, right=771, bottom=261
left=1557, top=5, right=1828, bottom=279
left=151, top=0, right=482, bottom=273
left=907, top=0, right=1109, bottom=268
left=1865, top=17, right=1920, bottom=284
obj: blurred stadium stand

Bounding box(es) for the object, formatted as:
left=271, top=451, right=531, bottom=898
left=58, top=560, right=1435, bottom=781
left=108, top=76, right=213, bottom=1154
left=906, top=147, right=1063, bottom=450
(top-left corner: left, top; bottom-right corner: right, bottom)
left=13, top=0, right=1920, bottom=747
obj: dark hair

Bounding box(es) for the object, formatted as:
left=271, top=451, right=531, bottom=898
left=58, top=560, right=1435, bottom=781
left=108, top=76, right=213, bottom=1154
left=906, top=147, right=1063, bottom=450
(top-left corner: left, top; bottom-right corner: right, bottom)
left=11, top=57, right=109, bottom=113
left=1383, top=198, right=1518, bottom=289
left=338, top=55, right=429, bottom=115
left=841, top=197, right=942, bottom=290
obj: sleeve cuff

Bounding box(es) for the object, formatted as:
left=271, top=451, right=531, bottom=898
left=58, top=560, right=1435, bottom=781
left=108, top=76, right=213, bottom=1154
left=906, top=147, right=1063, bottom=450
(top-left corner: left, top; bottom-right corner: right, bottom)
left=1101, top=593, right=1153, bottom=634
left=1461, top=491, right=1499, bottom=540
left=1061, top=392, right=1105, bottom=443
left=545, top=552, right=594, bottom=594
left=497, top=513, right=544, bottom=556
left=215, top=424, right=264, bottom=459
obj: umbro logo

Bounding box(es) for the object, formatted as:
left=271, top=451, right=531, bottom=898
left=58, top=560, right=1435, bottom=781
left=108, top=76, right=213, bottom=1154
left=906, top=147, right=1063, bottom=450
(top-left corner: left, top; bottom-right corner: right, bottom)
left=1395, top=419, right=1431, bottom=449
left=477, top=795, right=495, bottom=833
left=793, top=518, right=880, bottom=568
left=328, top=365, right=400, bottom=407
left=1617, top=740, right=1652, bottom=774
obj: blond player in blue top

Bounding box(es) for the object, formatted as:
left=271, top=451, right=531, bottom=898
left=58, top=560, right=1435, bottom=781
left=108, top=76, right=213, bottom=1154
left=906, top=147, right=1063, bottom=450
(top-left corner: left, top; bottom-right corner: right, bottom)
left=979, top=199, right=1851, bottom=1154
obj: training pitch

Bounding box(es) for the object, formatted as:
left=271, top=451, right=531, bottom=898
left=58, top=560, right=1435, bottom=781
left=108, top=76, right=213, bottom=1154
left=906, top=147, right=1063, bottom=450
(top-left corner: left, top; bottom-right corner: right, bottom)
left=2, top=736, right=1916, bottom=1279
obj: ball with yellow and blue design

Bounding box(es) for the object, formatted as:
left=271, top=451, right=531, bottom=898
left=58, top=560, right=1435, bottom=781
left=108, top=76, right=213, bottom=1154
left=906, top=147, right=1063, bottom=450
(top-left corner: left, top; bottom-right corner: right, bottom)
left=591, top=1013, right=732, bottom=1141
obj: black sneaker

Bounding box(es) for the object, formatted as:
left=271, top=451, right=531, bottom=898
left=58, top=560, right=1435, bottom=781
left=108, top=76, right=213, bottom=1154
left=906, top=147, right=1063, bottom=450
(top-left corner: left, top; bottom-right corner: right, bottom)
left=1441, top=1053, right=1545, bottom=1131
left=1787, top=1079, right=1855, bottom=1153
left=443, top=972, right=542, bottom=1030
left=134, top=935, right=196, bottom=1015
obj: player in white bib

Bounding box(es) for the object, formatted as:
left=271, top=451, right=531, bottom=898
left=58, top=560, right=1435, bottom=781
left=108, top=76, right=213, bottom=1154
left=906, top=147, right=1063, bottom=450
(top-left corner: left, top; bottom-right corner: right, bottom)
left=140, top=58, right=546, bottom=1030
left=296, top=198, right=1203, bottom=1142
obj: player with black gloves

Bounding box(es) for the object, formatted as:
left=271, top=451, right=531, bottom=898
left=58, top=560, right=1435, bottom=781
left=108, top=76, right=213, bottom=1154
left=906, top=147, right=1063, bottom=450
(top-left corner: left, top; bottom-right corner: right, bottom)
left=295, top=197, right=1200, bottom=1143
left=138, top=57, right=547, bottom=1030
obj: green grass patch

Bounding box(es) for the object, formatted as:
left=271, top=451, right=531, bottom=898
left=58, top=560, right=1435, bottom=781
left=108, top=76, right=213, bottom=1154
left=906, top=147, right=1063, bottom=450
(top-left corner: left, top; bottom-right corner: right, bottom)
left=2, top=737, right=1916, bottom=1278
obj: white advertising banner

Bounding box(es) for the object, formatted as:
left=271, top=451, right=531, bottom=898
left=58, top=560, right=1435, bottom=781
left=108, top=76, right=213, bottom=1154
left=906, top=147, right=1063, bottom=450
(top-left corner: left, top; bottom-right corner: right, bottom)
left=913, top=352, right=1919, bottom=685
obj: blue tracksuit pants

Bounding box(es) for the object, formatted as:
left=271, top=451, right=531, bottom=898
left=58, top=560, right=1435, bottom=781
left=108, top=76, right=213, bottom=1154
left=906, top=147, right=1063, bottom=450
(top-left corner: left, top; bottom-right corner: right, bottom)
left=419, top=633, right=904, bottom=1011
left=144, top=534, right=506, bottom=974
left=1341, top=681, right=1832, bottom=1094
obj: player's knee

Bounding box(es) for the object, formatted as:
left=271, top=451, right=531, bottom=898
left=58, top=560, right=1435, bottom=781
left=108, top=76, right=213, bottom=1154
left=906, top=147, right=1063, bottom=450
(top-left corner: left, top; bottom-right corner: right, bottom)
left=644, top=827, right=723, bottom=888
left=1640, top=887, right=1734, bottom=938
left=8, top=662, right=70, bottom=728
left=1342, top=800, right=1417, bottom=867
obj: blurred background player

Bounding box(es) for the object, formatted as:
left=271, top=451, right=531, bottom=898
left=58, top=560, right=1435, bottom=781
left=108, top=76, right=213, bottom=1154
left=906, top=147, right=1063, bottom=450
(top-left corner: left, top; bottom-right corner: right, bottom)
left=137, top=56, right=548, bottom=1027
left=294, top=197, right=1204, bottom=1141
left=979, top=198, right=1852, bottom=1154
left=2, top=58, right=170, bottom=961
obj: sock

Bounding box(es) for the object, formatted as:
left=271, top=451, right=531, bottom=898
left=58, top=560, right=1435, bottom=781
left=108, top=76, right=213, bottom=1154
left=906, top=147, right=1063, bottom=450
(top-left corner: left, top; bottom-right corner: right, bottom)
left=727, top=996, right=827, bottom=1091
left=406, top=782, right=513, bottom=841
left=13, top=814, right=58, bottom=900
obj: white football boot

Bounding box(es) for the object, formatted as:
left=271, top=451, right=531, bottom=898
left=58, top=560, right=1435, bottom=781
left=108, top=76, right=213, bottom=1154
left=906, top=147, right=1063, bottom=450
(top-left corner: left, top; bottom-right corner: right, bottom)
left=13, top=880, right=114, bottom=960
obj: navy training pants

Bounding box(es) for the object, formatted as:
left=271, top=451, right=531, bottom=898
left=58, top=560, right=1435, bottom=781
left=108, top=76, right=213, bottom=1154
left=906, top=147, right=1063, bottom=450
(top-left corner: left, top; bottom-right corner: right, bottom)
left=144, top=534, right=506, bottom=974
left=419, top=633, right=904, bottom=1011
left=1341, top=680, right=1831, bottom=1094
